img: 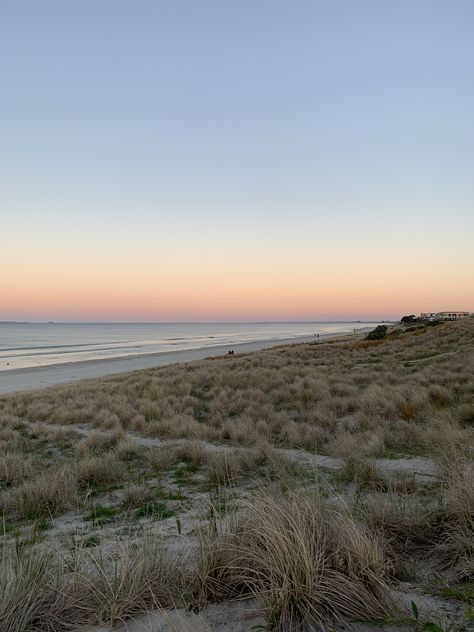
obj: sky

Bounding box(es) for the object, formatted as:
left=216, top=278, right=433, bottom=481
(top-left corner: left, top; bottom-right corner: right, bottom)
left=1, top=1, right=473, bottom=322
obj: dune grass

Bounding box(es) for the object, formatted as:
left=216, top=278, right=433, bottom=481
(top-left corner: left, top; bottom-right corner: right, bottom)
left=196, top=489, right=394, bottom=630
left=0, top=318, right=473, bottom=630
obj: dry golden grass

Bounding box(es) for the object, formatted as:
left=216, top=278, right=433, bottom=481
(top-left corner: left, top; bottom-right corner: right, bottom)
left=436, top=460, right=474, bottom=574
left=83, top=535, right=187, bottom=624
left=0, top=545, right=90, bottom=632
left=121, top=482, right=154, bottom=509
left=146, top=445, right=177, bottom=474
left=2, top=318, right=473, bottom=461
left=0, top=534, right=186, bottom=631
left=3, top=465, right=78, bottom=520
left=75, top=430, right=123, bottom=457
left=0, top=451, right=36, bottom=486
left=196, top=489, right=394, bottom=630
left=75, top=452, right=124, bottom=489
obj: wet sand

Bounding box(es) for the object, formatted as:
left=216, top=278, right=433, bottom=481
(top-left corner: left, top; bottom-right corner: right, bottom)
left=0, top=331, right=357, bottom=395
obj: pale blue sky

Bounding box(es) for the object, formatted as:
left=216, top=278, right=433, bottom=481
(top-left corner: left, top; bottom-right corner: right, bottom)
left=1, top=1, right=473, bottom=320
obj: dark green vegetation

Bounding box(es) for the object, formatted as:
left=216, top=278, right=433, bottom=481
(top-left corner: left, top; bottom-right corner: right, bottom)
left=366, top=324, right=388, bottom=339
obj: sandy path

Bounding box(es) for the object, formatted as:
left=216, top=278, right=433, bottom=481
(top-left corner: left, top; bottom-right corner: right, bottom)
left=40, top=422, right=437, bottom=480
left=83, top=599, right=265, bottom=632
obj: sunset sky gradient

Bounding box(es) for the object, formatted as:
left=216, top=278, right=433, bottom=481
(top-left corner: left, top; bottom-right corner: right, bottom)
left=1, top=1, right=473, bottom=322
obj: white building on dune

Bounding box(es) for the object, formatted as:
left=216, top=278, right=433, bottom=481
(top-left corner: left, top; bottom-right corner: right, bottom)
left=420, top=311, right=470, bottom=321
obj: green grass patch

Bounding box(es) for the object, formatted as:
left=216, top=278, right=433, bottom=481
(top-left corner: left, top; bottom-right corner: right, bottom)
left=134, top=500, right=174, bottom=520
left=82, top=534, right=100, bottom=548
left=154, top=486, right=185, bottom=501
left=34, top=518, right=53, bottom=532
left=172, top=462, right=200, bottom=485
left=210, top=492, right=235, bottom=516
left=0, top=520, right=19, bottom=537
left=79, top=480, right=122, bottom=497
left=85, top=504, right=120, bottom=526
left=382, top=447, right=402, bottom=459
left=440, top=583, right=474, bottom=604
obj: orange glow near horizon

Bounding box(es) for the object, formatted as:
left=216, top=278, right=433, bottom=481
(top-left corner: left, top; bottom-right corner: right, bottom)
left=2, top=196, right=473, bottom=322
left=2, top=243, right=473, bottom=321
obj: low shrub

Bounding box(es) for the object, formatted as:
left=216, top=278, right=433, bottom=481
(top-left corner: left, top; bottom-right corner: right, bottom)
left=366, top=325, right=388, bottom=341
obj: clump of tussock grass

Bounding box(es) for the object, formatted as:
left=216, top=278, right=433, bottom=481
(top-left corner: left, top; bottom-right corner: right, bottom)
left=146, top=446, right=177, bottom=474
left=28, top=422, right=77, bottom=447
left=360, top=491, right=443, bottom=553
left=173, top=440, right=208, bottom=466
left=207, top=451, right=244, bottom=488
left=149, top=414, right=213, bottom=441
left=380, top=418, right=426, bottom=457
left=436, top=460, right=474, bottom=575
left=220, top=414, right=262, bottom=445
left=332, top=433, right=386, bottom=490
left=2, top=465, right=77, bottom=519
left=121, top=483, right=154, bottom=509
left=84, top=535, right=187, bottom=624
left=0, top=545, right=92, bottom=632
left=242, top=441, right=295, bottom=481
left=115, top=437, right=142, bottom=461
left=458, top=402, right=474, bottom=427
left=342, top=455, right=384, bottom=490
left=93, top=408, right=122, bottom=430
left=0, top=534, right=188, bottom=630
left=75, top=430, right=123, bottom=457
left=206, top=442, right=294, bottom=489
left=428, top=420, right=474, bottom=475
left=361, top=461, right=474, bottom=579
left=0, top=430, right=21, bottom=455
left=75, top=452, right=123, bottom=489
left=129, top=413, right=146, bottom=432
left=428, top=384, right=450, bottom=406
left=0, top=451, right=36, bottom=487
left=195, top=489, right=395, bottom=630
left=194, top=521, right=238, bottom=605
left=332, top=427, right=383, bottom=457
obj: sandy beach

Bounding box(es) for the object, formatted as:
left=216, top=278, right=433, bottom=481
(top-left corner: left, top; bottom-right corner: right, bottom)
left=0, top=331, right=353, bottom=395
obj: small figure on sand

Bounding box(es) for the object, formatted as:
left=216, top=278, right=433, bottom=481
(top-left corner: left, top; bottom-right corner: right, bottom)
left=227, top=350, right=234, bottom=355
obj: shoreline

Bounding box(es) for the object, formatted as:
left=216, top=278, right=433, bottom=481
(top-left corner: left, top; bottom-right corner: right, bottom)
left=0, top=329, right=364, bottom=395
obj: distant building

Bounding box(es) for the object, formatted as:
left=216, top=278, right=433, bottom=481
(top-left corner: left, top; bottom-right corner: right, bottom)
left=421, top=311, right=470, bottom=321
left=436, top=311, right=470, bottom=320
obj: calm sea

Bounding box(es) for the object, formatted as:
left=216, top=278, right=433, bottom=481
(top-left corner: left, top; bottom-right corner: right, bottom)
left=0, top=322, right=378, bottom=371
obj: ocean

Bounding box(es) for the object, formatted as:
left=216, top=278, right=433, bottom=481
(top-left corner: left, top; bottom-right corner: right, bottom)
left=0, top=322, right=379, bottom=371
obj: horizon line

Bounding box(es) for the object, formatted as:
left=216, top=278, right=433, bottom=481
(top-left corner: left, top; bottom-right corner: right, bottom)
left=0, top=319, right=395, bottom=325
